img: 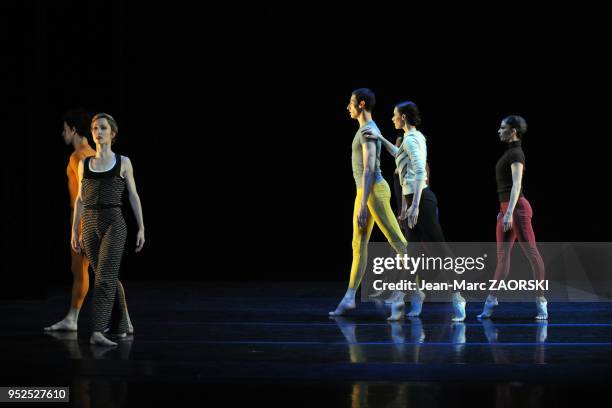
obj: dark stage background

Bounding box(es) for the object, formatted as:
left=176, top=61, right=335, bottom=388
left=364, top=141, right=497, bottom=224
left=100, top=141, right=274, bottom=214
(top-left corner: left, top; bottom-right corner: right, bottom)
left=2, top=2, right=610, bottom=298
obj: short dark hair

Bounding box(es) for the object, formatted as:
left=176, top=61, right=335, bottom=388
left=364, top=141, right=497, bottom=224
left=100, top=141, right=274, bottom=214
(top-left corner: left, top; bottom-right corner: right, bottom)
left=396, top=101, right=421, bottom=126
left=352, top=88, right=376, bottom=111
left=503, top=115, right=527, bottom=138
left=63, top=108, right=91, bottom=136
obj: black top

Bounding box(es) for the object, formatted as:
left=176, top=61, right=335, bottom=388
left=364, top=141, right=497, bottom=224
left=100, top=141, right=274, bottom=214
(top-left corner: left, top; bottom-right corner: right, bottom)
left=495, top=141, right=525, bottom=203
left=82, top=154, right=126, bottom=209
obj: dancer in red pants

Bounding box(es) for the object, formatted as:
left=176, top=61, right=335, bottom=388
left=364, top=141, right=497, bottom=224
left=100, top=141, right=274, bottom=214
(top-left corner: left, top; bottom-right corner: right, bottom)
left=477, top=115, right=547, bottom=320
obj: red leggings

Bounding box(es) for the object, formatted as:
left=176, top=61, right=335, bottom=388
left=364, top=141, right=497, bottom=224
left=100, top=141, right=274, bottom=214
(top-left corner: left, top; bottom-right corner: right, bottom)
left=494, top=197, right=546, bottom=295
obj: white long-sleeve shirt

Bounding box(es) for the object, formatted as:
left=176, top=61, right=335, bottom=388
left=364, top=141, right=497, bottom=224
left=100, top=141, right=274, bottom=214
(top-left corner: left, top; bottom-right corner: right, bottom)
left=395, top=128, right=428, bottom=195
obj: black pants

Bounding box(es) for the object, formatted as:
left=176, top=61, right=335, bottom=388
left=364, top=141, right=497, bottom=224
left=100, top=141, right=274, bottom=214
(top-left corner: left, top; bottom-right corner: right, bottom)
left=82, top=207, right=129, bottom=334
left=403, top=188, right=456, bottom=289
left=403, top=187, right=445, bottom=242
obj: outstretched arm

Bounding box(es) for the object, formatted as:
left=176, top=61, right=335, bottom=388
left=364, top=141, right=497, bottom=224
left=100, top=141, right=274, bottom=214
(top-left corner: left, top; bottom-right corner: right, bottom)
left=362, top=127, right=399, bottom=157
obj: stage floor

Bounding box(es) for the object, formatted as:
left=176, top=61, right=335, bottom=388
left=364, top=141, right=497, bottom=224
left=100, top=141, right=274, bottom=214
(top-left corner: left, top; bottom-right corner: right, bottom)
left=2, top=281, right=612, bottom=407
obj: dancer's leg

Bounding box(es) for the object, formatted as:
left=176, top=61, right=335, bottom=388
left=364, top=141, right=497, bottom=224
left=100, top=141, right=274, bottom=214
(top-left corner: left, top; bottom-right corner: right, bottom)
left=79, top=211, right=116, bottom=346
left=348, top=188, right=376, bottom=290
left=512, top=198, right=547, bottom=319
left=493, top=203, right=518, bottom=281
left=71, top=218, right=90, bottom=310
left=109, top=280, right=131, bottom=335
left=89, top=211, right=127, bottom=345
left=366, top=181, right=410, bottom=320
left=415, top=189, right=465, bottom=321
left=478, top=204, right=517, bottom=319
left=367, top=181, right=407, bottom=255
left=329, top=188, right=375, bottom=316
left=45, top=220, right=90, bottom=331
left=116, top=281, right=134, bottom=334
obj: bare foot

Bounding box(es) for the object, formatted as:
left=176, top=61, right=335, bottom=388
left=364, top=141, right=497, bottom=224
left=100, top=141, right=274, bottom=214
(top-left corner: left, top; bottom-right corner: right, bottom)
left=329, top=298, right=356, bottom=316
left=90, top=332, right=117, bottom=347
left=44, top=317, right=77, bottom=332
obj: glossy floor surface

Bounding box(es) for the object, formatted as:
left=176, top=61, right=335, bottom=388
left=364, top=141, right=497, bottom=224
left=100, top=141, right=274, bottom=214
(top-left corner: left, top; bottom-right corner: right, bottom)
left=2, top=282, right=611, bottom=407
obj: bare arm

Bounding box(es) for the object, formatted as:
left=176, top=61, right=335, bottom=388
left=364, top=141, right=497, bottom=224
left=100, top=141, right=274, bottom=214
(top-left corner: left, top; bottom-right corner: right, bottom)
left=378, top=135, right=399, bottom=157
left=502, top=162, right=524, bottom=232
left=356, top=141, right=377, bottom=228
left=122, top=156, right=146, bottom=252
left=361, top=141, right=376, bottom=205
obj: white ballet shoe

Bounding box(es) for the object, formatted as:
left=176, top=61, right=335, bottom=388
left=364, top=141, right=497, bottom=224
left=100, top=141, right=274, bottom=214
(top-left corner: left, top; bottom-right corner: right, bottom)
left=407, top=290, right=425, bottom=317
left=387, top=293, right=406, bottom=321
left=477, top=295, right=498, bottom=319
left=451, top=293, right=466, bottom=322
left=535, top=296, right=548, bottom=320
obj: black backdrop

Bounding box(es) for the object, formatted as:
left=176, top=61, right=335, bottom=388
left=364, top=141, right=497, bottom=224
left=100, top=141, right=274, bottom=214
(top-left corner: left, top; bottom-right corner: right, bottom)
left=2, top=2, right=610, bottom=298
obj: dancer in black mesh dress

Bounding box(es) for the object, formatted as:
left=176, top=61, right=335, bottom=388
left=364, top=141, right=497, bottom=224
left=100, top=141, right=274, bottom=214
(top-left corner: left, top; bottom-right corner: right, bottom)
left=71, top=113, right=145, bottom=346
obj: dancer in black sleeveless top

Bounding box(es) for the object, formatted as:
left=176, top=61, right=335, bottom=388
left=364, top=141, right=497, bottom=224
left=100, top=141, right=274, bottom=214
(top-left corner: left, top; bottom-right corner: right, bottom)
left=72, top=113, right=145, bottom=346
